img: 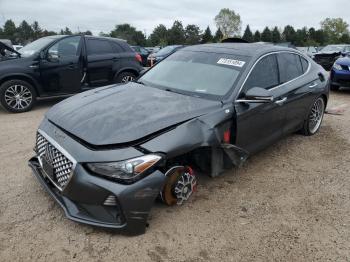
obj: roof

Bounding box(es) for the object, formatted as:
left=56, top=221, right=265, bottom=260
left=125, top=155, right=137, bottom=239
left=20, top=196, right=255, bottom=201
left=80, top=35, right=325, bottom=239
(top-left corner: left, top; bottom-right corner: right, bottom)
left=183, top=43, right=293, bottom=57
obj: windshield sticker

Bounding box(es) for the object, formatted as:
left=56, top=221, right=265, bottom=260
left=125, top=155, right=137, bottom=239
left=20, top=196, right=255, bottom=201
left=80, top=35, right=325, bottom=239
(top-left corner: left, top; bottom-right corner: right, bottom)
left=217, top=58, right=245, bottom=67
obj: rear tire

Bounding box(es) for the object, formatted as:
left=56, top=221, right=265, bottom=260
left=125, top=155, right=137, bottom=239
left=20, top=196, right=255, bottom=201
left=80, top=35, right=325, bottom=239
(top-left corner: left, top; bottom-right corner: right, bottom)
left=115, top=72, right=136, bottom=83
left=0, top=80, right=36, bottom=113
left=300, top=97, right=325, bottom=136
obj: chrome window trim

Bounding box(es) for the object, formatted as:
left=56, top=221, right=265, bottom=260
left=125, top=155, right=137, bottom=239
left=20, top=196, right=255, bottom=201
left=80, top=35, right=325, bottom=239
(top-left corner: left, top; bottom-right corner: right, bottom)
left=37, top=129, right=77, bottom=191
left=235, top=51, right=311, bottom=100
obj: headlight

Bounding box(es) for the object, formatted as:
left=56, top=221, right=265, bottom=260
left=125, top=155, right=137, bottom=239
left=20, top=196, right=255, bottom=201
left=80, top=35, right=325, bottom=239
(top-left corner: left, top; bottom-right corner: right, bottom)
left=333, top=63, right=342, bottom=71
left=86, top=154, right=162, bottom=184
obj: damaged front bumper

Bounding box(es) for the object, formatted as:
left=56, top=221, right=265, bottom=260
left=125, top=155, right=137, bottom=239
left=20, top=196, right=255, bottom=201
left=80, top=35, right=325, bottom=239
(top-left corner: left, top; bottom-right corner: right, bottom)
left=28, top=156, right=165, bottom=235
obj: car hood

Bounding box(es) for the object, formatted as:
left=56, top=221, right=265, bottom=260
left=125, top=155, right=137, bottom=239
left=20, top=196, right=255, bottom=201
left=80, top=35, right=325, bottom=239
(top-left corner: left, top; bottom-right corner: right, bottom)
left=46, top=82, right=222, bottom=146
left=336, top=56, right=350, bottom=66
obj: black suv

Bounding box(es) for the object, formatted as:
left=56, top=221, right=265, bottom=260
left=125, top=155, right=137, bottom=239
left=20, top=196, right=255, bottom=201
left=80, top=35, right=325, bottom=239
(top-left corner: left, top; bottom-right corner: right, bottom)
left=0, top=35, right=143, bottom=113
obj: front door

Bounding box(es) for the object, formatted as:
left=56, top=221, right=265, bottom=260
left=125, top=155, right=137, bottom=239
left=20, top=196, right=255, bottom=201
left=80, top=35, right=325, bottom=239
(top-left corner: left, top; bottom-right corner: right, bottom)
left=40, top=36, right=83, bottom=94
left=235, top=54, right=287, bottom=153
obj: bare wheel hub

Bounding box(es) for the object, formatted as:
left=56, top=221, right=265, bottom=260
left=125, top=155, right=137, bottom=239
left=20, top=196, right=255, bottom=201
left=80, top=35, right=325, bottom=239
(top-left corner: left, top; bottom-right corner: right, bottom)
left=161, top=166, right=197, bottom=206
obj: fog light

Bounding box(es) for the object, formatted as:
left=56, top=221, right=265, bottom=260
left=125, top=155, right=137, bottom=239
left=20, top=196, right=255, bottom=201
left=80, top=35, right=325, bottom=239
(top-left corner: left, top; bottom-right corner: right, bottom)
left=103, top=195, right=117, bottom=206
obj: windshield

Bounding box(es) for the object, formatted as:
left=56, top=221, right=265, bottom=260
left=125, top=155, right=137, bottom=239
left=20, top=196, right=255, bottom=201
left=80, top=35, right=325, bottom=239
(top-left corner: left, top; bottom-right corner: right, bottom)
left=140, top=50, right=249, bottom=99
left=19, top=37, right=55, bottom=57
left=154, top=46, right=180, bottom=57
left=321, top=45, right=345, bottom=52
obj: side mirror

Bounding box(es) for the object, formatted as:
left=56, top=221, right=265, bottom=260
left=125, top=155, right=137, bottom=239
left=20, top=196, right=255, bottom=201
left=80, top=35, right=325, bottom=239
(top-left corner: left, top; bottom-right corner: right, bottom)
left=237, top=87, right=274, bottom=103
left=47, top=51, right=59, bottom=62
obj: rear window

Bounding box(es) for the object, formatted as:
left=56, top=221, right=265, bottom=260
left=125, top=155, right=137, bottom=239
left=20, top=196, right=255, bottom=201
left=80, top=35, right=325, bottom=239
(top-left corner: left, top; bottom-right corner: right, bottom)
left=277, top=53, right=303, bottom=83
left=300, top=56, right=309, bottom=73
left=87, top=39, right=114, bottom=55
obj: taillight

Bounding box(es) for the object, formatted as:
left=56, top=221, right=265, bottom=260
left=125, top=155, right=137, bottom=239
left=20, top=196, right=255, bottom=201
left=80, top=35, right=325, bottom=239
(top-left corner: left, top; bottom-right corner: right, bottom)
left=135, top=53, right=142, bottom=64
left=223, top=130, right=231, bottom=143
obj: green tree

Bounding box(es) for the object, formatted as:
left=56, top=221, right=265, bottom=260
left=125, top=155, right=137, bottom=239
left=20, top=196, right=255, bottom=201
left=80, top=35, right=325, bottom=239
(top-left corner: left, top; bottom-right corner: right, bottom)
left=321, top=17, right=349, bottom=43
left=185, top=24, right=201, bottom=44
left=214, top=8, right=242, bottom=38
left=271, top=27, right=281, bottom=43
left=242, top=25, right=253, bottom=42
left=110, top=24, right=146, bottom=45
left=17, top=20, right=33, bottom=44
left=149, top=24, right=168, bottom=46
left=261, top=27, right=272, bottom=42
left=167, top=20, right=185, bottom=45
left=3, top=19, right=17, bottom=42
left=31, top=21, right=42, bottom=40
left=339, top=33, right=350, bottom=44
left=213, top=28, right=223, bottom=42
left=41, top=30, right=57, bottom=37
left=295, top=27, right=308, bottom=46
left=253, top=30, right=261, bottom=42
left=314, top=29, right=326, bottom=46
left=283, top=25, right=296, bottom=43
left=201, top=26, right=213, bottom=43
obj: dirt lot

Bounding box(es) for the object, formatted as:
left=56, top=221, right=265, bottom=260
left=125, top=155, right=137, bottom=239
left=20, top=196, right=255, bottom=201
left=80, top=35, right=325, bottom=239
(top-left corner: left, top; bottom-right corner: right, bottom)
left=0, top=90, right=350, bottom=262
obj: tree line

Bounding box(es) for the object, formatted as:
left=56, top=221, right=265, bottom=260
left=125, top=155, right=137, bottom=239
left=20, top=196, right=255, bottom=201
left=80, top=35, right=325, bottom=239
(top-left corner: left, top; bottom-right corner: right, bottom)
left=0, top=8, right=349, bottom=47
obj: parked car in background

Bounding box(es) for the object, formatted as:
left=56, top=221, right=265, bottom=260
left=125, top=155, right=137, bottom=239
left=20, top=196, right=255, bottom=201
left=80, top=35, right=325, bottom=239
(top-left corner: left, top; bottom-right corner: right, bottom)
left=0, top=39, right=14, bottom=57
left=147, top=45, right=184, bottom=66
left=12, top=44, right=23, bottom=51
left=29, top=43, right=328, bottom=235
left=313, top=44, right=350, bottom=70
left=131, top=45, right=150, bottom=66
left=145, top=46, right=161, bottom=54
left=0, top=35, right=143, bottom=113
left=330, top=54, right=350, bottom=90
left=297, top=46, right=317, bottom=57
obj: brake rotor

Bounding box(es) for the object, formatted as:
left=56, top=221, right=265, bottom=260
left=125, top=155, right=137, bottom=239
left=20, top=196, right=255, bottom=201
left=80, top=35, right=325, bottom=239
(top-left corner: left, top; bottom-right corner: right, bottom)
left=161, top=166, right=197, bottom=206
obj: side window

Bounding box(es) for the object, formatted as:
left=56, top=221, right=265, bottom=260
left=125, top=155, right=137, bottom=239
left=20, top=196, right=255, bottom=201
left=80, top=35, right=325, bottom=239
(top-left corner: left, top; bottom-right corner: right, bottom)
left=111, top=42, right=124, bottom=53
left=48, top=36, right=81, bottom=57
left=87, top=39, right=114, bottom=55
left=300, top=56, right=309, bottom=73
left=243, top=54, right=279, bottom=91
left=277, top=53, right=303, bottom=83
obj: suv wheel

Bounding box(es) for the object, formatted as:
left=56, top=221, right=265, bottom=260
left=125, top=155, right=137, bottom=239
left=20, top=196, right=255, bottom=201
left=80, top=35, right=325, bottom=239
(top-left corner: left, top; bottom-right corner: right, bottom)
left=0, top=80, right=36, bottom=113
left=116, top=72, right=136, bottom=83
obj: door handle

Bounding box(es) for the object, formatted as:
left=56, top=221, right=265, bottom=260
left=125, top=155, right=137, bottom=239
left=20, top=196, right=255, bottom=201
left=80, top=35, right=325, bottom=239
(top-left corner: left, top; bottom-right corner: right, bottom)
left=309, top=82, right=318, bottom=88
left=275, top=97, right=287, bottom=105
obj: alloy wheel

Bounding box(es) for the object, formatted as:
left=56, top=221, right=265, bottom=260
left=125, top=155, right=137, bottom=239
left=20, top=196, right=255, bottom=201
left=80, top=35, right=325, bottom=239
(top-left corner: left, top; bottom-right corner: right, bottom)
left=4, top=85, right=33, bottom=110
left=121, top=75, right=134, bottom=83
left=309, top=98, right=325, bottom=134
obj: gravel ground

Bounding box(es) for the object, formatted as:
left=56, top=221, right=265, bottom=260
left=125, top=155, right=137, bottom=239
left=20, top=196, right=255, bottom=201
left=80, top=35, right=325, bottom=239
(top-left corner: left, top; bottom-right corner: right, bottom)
left=0, top=90, right=350, bottom=262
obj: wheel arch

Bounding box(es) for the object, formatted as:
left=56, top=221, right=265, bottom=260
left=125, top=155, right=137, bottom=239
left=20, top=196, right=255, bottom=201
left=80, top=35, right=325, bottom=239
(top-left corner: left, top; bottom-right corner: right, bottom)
left=115, top=67, right=140, bottom=79
left=0, top=74, right=40, bottom=96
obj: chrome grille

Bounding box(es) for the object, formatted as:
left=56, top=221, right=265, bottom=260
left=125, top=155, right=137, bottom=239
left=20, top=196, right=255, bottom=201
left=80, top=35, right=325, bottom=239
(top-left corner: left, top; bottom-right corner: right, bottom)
left=36, top=132, right=74, bottom=189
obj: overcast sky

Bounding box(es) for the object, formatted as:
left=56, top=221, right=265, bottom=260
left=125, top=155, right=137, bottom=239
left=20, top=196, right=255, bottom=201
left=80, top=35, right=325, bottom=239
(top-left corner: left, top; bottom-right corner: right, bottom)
left=1, top=0, right=349, bottom=36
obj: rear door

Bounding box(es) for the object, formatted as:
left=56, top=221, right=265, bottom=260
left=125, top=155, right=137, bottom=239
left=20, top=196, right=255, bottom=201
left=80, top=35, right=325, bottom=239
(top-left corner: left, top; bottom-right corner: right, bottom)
left=276, top=52, right=320, bottom=134
left=235, top=54, right=287, bottom=153
left=86, top=38, right=120, bottom=86
left=40, top=36, right=83, bottom=94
